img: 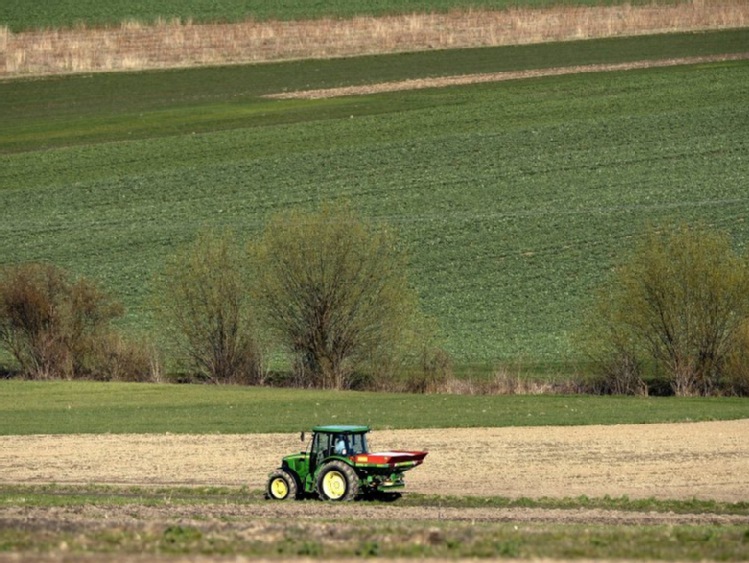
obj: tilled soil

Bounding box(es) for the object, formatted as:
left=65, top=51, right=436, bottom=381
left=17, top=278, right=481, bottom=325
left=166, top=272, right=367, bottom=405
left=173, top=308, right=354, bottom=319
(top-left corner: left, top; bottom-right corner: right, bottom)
left=2, top=422, right=748, bottom=561
left=2, top=420, right=748, bottom=502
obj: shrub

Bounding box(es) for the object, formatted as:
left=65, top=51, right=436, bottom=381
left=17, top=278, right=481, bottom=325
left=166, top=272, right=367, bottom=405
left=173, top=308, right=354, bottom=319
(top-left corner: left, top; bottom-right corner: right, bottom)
left=404, top=347, right=453, bottom=393
left=0, top=262, right=124, bottom=379
left=158, top=231, right=262, bottom=384
left=580, top=293, right=648, bottom=396
left=90, top=334, right=161, bottom=382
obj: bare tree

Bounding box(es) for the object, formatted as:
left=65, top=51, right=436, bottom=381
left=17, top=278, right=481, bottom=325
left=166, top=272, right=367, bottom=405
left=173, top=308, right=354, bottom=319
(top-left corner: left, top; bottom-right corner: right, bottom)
left=252, top=203, right=422, bottom=390
left=584, top=224, right=749, bottom=396
left=0, top=263, right=124, bottom=379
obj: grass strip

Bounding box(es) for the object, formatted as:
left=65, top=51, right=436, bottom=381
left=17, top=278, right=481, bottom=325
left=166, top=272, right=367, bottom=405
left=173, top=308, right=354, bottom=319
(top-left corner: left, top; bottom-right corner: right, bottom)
left=2, top=381, right=748, bottom=434
left=2, top=484, right=748, bottom=515
left=2, top=486, right=749, bottom=560
left=2, top=521, right=747, bottom=560
left=402, top=492, right=749, bottom=516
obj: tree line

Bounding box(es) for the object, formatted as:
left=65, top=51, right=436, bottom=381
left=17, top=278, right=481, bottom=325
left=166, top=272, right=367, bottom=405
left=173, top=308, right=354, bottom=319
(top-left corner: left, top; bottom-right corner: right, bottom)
left=2, top=204, right=748, bottom=396
left=0, top=204, right=444, bottom=391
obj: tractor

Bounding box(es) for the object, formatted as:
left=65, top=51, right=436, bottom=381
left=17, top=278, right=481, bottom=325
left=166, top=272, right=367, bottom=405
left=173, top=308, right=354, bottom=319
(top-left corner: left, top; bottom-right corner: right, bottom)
left=266, top=425, right=427, bottom=501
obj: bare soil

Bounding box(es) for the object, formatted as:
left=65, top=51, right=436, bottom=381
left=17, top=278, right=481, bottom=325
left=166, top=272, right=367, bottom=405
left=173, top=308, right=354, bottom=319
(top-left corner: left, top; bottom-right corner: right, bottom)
left=2, top=422, right=748, bottom=561
left=2, top=420, right=748, bottom=502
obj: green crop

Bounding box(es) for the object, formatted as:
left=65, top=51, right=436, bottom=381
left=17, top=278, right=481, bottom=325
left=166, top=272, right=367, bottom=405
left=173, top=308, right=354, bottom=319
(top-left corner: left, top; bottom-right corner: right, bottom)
left=1, top=32, right=748, bottom=372
left=1, top=381, right=747, bottom=434
left=1, top=0, right=676, bottom=32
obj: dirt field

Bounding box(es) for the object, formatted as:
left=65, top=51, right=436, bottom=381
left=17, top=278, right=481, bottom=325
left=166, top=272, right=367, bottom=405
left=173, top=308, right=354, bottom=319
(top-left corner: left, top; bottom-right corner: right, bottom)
left=2, top=422, right=748, bottom=561
left=2, top=420, right=748, bottom=502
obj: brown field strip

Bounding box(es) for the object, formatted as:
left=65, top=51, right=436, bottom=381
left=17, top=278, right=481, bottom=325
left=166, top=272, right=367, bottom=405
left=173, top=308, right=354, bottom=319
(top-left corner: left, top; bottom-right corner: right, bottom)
left=1, top=1, right=748, bottom=78
left=2, top=420, right=748, bottom=502
left=266, top=52, right=749, bottom=99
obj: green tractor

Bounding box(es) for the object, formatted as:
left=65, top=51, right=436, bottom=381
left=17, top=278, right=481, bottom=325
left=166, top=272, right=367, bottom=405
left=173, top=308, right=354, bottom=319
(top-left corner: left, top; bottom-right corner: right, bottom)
left=266, top=425, right=427, bottom=501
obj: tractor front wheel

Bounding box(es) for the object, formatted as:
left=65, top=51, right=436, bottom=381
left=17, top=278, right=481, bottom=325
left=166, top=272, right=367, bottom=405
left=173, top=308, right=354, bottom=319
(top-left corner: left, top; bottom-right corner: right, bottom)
left=266, top=469, right=298, bottom=500
left=316, top=460, right=359, bottom=501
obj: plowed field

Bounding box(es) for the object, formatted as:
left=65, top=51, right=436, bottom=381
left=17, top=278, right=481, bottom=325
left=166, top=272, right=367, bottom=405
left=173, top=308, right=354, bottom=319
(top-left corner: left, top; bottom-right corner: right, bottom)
left=2, top=421, right=749, bottom=561
left=2, top=420, right=748, bottom=502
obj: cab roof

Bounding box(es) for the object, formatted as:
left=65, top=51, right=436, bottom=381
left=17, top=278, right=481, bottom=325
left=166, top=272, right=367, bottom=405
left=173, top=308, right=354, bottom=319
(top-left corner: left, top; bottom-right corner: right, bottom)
left=312, top=424, right=370, bottom=434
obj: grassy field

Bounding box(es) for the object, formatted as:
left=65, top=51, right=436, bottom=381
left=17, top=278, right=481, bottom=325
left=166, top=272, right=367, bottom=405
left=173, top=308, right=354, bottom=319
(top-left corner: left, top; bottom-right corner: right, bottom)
left=2, top=508, right=746, bottom=560
left=0, top=0, right=676, bottom=31
left=4, top=30, right=748, bottom=152
left=3, top=31, right=749, bottom=373
left=1, top=484, right=747, bottom=560
left=1, top=483, right=748, bottom=560
left=1, top=380, right=746, bottom=434
left=1, top=520, right=746, bottom=560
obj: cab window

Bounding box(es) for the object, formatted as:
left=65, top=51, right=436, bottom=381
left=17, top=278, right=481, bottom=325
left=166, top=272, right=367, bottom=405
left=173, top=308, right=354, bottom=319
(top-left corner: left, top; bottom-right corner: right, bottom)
left=349, top=433, right=368, bottom=455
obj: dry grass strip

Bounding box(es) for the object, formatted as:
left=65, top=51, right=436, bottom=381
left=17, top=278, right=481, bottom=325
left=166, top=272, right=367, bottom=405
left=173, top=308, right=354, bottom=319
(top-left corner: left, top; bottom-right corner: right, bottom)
left=1, top=1, right=748, bottom=78
left=266, top=52, right=749, bottom=99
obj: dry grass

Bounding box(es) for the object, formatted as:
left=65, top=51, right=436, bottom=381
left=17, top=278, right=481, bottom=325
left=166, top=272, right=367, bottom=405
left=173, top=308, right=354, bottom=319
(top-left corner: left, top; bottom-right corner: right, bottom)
left=437, top=370, right=583, bottom=395
left=2, top=1, right=748, bottom=78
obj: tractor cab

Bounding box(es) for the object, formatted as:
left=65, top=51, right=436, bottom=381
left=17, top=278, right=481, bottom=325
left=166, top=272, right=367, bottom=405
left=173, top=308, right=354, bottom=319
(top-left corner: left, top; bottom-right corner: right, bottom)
left=307, top=425, right=370, bottom=472
left=266, top=424, right=427, bottom=502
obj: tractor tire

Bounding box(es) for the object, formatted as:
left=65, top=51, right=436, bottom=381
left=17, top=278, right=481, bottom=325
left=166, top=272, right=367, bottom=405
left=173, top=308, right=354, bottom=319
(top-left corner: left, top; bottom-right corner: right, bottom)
left=316, top=460, right=359, bottom=501
left=265, top=469, right=298, bottom=501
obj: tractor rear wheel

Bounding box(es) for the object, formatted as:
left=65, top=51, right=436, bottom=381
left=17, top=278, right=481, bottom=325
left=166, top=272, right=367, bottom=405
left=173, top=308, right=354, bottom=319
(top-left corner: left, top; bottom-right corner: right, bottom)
left=266, top=469, right=298, bottom=500
left=316, top=460, right=359, bottom=501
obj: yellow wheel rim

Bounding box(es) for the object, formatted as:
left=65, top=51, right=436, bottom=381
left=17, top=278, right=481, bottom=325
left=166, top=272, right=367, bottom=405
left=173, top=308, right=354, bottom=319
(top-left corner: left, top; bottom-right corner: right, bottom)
left=270, top=477, right=289, bottom=499
left=322, top=471, right=346, bottom=499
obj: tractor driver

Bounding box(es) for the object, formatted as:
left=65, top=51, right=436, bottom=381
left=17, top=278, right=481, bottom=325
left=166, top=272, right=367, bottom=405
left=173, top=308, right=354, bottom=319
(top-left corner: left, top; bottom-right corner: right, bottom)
left=334, top=435, right=348, bottom=455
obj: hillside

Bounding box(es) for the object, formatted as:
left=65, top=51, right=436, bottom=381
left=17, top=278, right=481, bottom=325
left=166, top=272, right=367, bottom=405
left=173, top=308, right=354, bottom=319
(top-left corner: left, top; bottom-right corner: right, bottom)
left=1, top=19, right=748, bottom=373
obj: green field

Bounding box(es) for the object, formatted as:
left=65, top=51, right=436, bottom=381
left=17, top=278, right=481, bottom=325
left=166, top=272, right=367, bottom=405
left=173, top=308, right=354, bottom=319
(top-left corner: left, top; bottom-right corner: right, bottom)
left=2, top=30, right=749, bottom=373
left=1, top=380, right=746, bottom=434
left=2, top=19, right=748, bottom=563
left=0, top=0, right=676, bottom=32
